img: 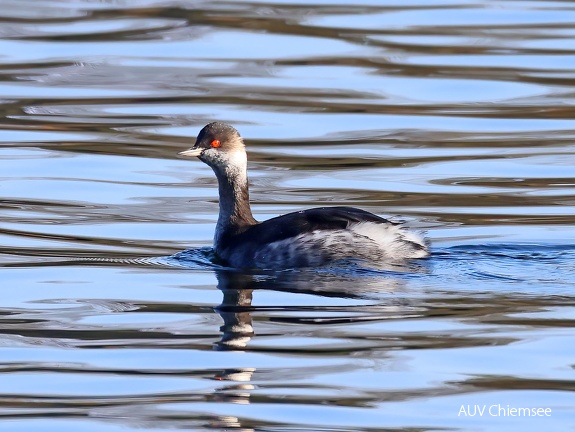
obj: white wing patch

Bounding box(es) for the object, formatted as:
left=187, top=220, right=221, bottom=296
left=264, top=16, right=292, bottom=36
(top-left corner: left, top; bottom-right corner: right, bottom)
left=252, top=222, right=428, bottom=269
left=349, top=222, right=429, bottom=260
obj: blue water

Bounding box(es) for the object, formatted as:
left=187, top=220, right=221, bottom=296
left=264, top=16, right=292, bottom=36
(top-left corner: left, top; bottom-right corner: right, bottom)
left=1, top=0, right=574, bottom=431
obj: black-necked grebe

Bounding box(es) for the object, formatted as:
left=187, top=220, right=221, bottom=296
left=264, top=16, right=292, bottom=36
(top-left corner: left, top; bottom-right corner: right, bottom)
left=179, top=122, right=429, bottom=269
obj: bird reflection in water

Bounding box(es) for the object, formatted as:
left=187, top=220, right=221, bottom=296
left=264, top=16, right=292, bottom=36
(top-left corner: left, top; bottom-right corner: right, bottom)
left=214, top=272, right=256, bottom=351
left=211, top=264, right=420, bottom=352
left=173, top=259, right=427, bottom=430
left=209, top=263, right=425, bottom=381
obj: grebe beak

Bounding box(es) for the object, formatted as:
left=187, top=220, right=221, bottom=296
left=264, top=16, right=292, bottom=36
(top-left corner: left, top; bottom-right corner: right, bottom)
left=179, top=147, right=203, bottom=157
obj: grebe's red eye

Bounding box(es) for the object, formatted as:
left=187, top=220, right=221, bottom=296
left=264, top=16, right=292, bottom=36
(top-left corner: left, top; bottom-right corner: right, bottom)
left=211, top=139, right=221, bottom=148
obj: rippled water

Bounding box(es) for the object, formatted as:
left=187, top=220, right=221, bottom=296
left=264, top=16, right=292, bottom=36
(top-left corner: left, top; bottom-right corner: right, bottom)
left=1, top=1, right=574, bottom=431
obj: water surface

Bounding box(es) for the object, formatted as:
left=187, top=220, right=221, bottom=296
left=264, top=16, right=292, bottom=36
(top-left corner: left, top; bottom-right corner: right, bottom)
left=1, top=1, right=574, bottom=431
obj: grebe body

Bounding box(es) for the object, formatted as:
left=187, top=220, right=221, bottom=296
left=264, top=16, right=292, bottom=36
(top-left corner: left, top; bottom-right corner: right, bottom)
left=180, top=122, right=429, bottom=269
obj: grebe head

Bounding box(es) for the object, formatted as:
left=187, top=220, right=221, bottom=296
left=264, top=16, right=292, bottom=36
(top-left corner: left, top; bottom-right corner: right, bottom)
left=179, top=122, right=246, bottom=175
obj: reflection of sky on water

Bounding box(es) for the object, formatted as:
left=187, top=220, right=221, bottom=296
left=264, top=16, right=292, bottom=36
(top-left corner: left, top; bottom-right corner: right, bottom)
left=1, top=0, right=574, bottom=431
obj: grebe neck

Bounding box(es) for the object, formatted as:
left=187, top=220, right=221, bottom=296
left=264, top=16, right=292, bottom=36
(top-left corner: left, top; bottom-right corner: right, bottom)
left=211, top=153, right=257, bottom=246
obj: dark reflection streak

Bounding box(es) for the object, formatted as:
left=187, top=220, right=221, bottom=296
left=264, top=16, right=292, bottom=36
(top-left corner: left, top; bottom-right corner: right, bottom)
left=6, top=366, right=571, bottom=394
left=10, top=27, right=181, bottom=43
left=0, top=327, right=215, bottom=343
left=460, top=377, right=575, bottom=392
left=0, top=227, right=177, bottom=253
left=0, top=365, right=232, bottom=378
left=256, top=190, right=575, bottom=212
left=278, top=57, right=575, bottom=88
left=370, top=40, right=575, bottom=56
left=4, top=116, right=171, bottom=128
left=13, top=96, right=575, bottom=120
left=4, top=4, right=473, bottom=42
left=0, top=376, right=570, bottom=415
left=257, top=152, right=575, bottom=170
left=437, top=214, right=575, bottom=225
left=483, top=318, right=575, bottom=327
left=0, top=61, right=74, bottom=72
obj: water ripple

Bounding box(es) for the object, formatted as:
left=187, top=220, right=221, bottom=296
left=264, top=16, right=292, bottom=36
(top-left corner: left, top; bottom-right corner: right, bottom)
left=1, top=0, right=575, bottom=431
